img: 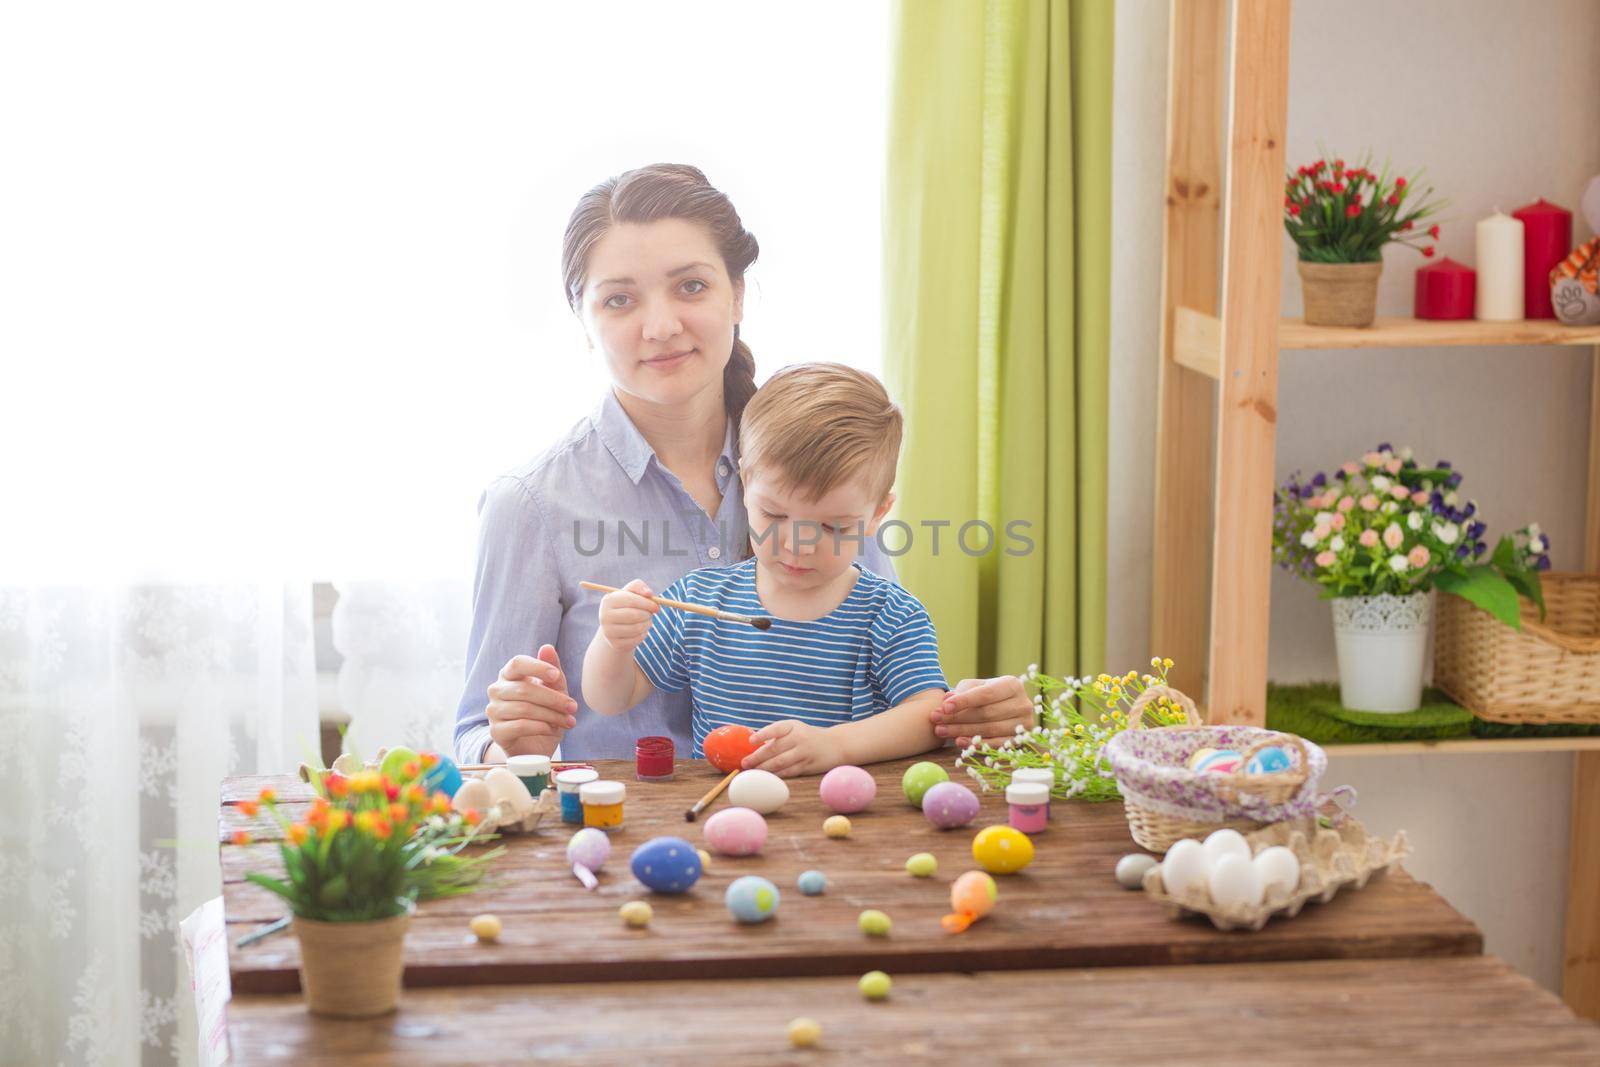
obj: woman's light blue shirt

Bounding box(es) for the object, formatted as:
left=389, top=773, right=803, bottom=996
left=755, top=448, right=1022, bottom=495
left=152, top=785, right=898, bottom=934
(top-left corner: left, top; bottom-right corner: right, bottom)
left=452, top=392, right=898, bottom=763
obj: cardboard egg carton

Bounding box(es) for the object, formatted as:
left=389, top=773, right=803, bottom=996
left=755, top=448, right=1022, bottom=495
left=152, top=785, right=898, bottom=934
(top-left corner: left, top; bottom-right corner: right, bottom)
left=1141, top=816, right=1411, bottom=932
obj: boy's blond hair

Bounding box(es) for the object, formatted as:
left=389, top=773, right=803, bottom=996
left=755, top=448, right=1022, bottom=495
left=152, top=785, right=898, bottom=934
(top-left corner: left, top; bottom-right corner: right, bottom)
left=739, top=362, right=902, bottom=502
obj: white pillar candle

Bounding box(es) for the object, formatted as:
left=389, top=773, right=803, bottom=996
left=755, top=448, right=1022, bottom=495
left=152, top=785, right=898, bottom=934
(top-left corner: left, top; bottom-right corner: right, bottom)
left=1475, top=210, right=1525, bottom=321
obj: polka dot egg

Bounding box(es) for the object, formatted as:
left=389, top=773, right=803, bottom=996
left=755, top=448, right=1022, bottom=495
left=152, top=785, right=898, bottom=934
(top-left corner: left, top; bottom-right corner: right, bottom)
left=823, top=815, right=852, bottom=838
left=901, top=761, right=949, bottom=807
left=629, top=836, right=703, bottom=894
left=797, top=870, right=828, bottom=895
left=703, top=806, right=769, bottom=857
left=922, top=781, right=981, bottom=829
left=819, top=765, right=877, bottom=814
left=725, top=875, right=781, bottom=924
left=972, top=825, right=1034, bottom=874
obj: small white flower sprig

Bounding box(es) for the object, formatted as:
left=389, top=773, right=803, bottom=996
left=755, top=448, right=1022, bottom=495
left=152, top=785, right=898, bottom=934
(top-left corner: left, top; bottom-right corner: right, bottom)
left=956, top=657, right=1189, bottom=803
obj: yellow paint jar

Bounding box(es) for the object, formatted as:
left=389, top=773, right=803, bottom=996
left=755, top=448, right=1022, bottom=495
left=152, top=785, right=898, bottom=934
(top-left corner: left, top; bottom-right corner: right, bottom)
left=580, top=780, right=626, bottom=831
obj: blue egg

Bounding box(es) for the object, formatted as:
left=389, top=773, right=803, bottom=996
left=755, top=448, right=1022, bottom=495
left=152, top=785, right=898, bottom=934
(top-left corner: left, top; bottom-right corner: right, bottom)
left=1246, top=746, right=1292, bottom=775
left=630, top=836, right=703, bottom=894
left=726, top=875, right=780, bottom=923
left=424, top=757, right=464, bottom=798
left=797, top=870, right=827, bottom=896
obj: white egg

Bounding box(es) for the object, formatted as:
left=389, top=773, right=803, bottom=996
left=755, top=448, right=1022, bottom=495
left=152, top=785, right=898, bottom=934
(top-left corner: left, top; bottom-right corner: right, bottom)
left=484, top=767, right=535, bottom=818
left=452, top=777, right=492, bottom=815
left=728, top=769, right=790, bottom=814
left=1115, top=853, right=1159, bottom=890
left=1253, top=845, right=1301, bottom=896
left=1207, top=853, right=1265, bottom=910
left=1159, top=839, right=1210, bottom=898
left=1202, top=828, right=1251, bottom=866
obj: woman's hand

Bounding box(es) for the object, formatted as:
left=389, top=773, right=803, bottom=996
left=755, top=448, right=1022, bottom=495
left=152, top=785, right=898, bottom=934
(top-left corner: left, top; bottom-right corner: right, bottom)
left=741, top=720, right=845, bottom=778
left=598, top=579, right=658, bottom=653
left=487, top=644, right=576, bottom=757
left=930, top=675, right=1035, bottom=748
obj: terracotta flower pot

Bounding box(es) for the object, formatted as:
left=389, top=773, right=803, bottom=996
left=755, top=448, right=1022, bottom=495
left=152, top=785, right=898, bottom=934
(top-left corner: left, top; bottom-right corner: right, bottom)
left=292, top=910, right=409, bottom=1017
left=1298, top=260, right=1383, bottom=327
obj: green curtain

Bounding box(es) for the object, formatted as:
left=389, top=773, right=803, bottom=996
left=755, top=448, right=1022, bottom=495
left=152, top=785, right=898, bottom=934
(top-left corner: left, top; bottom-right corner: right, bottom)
left=883, top=0, right=1111, bottom=685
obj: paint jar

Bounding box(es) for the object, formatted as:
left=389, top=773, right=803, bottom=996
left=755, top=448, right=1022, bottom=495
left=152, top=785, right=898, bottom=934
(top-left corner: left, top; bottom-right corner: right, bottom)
left=507, top=754, right=552, bottom=797
left=635, top=736, right=675, bottom=782
left=1006, top=782, right=1049, bottom=834
left=1010, top=768, right=1056, bottom=817
left=556, top=767, right=599, bottom=825
left=580, top=780, right=626, bottom=831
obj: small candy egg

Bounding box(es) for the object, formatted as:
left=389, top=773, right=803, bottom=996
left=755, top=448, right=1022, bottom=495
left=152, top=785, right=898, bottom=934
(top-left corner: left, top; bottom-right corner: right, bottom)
left=451, top=777, right=492, bottom=816
left=703, top=806, right=769, bottom=857
left=858, top=970, right=892, bottom=1000
left=469, top=914, right=501, bottom=942
left=972, top=825, right=1034, bottom=874
left=901, top=761, right=950, bottom=807
left=630, top=836, right=703, bottom=894
left=1253, top=845, right=1302, bottom=895
left=566, top=827, right=612, bottom=872
left=858, top=909, right=892, bottom=936
left=905, top=852, right=938, bottom=878
left=1115, top=853, right=1159, bottom=890
left=703, top=724, right=761, bottom=773
left=619, top=900, right=653, bottom=928
left=819, top=765, right=877, bottom=814
left=1195, top=750, right=1243, bottom=775
left=728, top=769, right=790, bottom=814
left=1207, top=852, right=1265, bottom=909
left=1159, top=839, right=1209, bottom=898
left=379, top=746, right=419, bottom=782
left=787, top=1017, right=822, bottom=1048
left=725, top=875, right=781, bottom=924
left=423, top=755, right=464, bottom=799
left=1202, top=828, right=1251, bottom=867
left=797, top=870, right=828, bottom=895
left=823, top=815, right=852, bottom=838
left=697, top=848, right=712, bottom=869
left=1246, top=746, right=1292, bottom=775
left=946, top=870, right=997, bottom=928
left=1186, top=746, right=1218, bottom=771
left=921, top=781, right=981, bottom=829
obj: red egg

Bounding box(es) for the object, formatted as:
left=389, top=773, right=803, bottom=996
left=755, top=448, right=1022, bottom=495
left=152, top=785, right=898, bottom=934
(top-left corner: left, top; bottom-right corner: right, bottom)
left=703, top=724, right=760, bottom=773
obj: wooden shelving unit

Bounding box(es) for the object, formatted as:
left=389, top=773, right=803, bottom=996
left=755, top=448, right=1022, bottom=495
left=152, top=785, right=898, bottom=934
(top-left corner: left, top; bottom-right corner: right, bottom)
left=1149, top=0, right=1600, bottom=1017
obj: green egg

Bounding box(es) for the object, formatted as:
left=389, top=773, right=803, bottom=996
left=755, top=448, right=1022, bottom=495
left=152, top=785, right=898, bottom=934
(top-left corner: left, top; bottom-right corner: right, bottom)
left=901, top=761, right=951, bottom=808
left=859, top=970, right=892, bottom=1000
left=905, top=852, right=938, bottom=878
left=379, top=746, right=419, bottom=782
left=858, top=909, right=892, bottom=937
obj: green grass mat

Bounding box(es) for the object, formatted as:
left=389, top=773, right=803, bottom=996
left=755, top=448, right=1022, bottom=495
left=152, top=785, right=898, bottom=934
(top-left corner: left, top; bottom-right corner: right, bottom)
left=1266, top=682, right=1600, bottom=743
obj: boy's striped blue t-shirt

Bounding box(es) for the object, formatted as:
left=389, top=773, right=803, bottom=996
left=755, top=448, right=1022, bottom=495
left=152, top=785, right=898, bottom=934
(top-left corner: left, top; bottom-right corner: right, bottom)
left=633, top=558, right=947, bottom=757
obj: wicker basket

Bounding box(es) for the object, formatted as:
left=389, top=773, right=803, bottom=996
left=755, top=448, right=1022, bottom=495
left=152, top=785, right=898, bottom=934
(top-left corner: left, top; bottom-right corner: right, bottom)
left=1434, top=572, right=1600, bottom=725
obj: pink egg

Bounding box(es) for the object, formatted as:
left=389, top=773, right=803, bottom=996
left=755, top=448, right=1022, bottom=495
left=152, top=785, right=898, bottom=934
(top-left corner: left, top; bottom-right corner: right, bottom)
left=702, top=806, right=769, bottom=856
left=818, top=765, right=877, bottom=814
left=922, top=781, right=981, bottom=829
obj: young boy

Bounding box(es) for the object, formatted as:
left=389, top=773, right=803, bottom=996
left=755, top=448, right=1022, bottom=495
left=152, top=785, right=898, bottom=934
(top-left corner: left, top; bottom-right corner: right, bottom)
left=581, top=362, right=948, bottom=777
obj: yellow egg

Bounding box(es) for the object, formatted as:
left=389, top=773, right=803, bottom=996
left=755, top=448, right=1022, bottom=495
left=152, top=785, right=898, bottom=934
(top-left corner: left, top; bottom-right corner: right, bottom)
left=469, top=914, right=501, bottom=942
left=971, top=825, right=1035, bottom=875
left=858, top=970, right=892, bottom=1000
left=858, top=909, right=892, bottom=936
left=823, top=815, right=852, bottom=838
left=697, top=848, right=712, bottom=868
left=905, top=852, right=938, bottom=877
left=787, top=1018, right=822, bottom=1048
left=619, top=900, right=653, bottom=928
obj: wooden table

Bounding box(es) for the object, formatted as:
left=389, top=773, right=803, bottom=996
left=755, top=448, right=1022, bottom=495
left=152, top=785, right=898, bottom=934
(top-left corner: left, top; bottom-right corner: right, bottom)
left=222, top=758, right=1481, bottom=993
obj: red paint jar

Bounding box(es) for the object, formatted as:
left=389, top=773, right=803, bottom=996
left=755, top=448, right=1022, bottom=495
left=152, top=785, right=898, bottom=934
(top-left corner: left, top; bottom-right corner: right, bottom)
left=635, top=736, right=675, bottom=782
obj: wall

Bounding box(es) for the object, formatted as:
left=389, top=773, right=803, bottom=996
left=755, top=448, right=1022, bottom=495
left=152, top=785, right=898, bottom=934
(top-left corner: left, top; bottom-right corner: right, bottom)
left=1109, top=0, right=1600, bottom=993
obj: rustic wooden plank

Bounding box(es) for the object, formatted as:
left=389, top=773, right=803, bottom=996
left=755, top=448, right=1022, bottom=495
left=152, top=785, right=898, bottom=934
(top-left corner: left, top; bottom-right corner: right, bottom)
left=226, top=955, right=1600, bottom=1066
left=1566, top=751, right=1600, bottom=1019
left=1151, top=0, right=1227, bottom=702
left=221, top=760, right=1480, bottom=993
left=1280, top=317, right=1600, bottom=350
left=1204, top=0, right=1291, bottom=726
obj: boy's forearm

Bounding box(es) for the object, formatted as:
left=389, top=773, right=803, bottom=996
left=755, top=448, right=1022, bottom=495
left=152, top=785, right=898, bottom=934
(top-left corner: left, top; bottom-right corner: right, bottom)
left=581, top=636, right=648, bottom=715
left=830, top=689, right=945, bottom=766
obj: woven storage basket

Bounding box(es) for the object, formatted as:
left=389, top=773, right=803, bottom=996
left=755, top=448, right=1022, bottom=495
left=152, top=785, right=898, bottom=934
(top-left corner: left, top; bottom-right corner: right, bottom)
left=1102, top=686, right=1328, bottom=853
left=1434, top=572, right=1600, bottom=725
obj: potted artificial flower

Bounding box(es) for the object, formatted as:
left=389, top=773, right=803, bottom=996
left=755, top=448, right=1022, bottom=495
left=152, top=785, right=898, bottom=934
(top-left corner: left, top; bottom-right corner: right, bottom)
left=1273, top=444, right=1547, bottom=712
left=241, top=754, right=499, bottom=1017
left=1284, top=153, right=1442, bottom=327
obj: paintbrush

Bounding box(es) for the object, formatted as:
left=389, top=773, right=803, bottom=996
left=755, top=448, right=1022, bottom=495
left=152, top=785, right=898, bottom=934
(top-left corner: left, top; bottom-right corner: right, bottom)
left=580, top=580, right=772, bottom=631
left=684, top=769, right=739, bottom=822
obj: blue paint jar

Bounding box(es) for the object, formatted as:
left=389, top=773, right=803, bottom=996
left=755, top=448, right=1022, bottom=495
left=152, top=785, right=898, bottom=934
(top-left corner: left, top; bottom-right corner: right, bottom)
left=555, top=767, right=598, bottom=825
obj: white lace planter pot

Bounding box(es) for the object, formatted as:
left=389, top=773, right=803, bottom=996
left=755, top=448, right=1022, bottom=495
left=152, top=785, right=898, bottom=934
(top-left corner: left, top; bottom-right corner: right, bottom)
left=1330, top=592, right=1433, bottom=713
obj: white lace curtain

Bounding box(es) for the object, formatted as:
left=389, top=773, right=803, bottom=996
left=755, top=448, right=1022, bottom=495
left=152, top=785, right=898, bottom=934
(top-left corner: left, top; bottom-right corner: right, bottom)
left=0, top=584, right=316, bottom=1064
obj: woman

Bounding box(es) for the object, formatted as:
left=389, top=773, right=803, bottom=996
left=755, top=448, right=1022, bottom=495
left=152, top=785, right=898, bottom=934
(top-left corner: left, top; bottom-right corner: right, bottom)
left=454, top=163, right=1033, bottom=766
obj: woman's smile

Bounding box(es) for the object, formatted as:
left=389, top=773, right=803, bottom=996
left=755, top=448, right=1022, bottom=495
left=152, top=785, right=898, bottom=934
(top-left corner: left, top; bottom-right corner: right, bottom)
left=642, top=347, right=696, bottom=371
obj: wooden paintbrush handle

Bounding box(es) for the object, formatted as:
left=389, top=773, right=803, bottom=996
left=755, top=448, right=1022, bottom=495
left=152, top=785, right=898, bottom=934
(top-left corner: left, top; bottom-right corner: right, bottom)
left=579, top=580, right=720, bottom=621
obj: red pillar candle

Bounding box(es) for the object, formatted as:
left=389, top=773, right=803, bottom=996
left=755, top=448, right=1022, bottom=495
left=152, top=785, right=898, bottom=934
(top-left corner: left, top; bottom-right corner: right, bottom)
left=1511, top=198, right=1573, bottom=319
left=1414, top=257, right=1476, bottom=319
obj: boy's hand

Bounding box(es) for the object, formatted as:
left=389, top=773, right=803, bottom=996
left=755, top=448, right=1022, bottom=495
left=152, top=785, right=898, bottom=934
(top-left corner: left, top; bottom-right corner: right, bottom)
left=741, top=720, right=845, bottom=778
left=598, top=579, right=658, bottom=653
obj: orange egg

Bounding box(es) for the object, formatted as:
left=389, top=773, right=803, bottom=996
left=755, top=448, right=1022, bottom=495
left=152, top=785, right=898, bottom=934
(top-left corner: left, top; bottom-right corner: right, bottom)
left=703, top=724, right=760, bottom=773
